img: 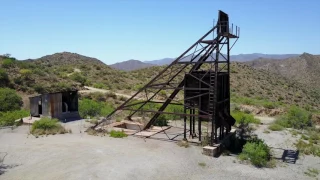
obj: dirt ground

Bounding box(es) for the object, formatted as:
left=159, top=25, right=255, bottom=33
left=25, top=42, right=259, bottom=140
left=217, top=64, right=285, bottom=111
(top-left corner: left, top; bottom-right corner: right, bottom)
left=1, top=119, right=320, bottom=180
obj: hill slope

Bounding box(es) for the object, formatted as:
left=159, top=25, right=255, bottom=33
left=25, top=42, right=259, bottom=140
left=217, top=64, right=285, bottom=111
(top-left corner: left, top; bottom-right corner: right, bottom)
left=110, top=60, right=156, bottom=71
left=245, top=53, right=320, bottom=89
left=0, top=52, right=138, bottom=94
left=129, top=62, right=320, bottom=110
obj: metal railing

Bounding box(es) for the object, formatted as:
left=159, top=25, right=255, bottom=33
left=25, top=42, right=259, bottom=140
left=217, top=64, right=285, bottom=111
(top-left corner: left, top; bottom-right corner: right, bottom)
left=217, top=21, right=240, bottom=37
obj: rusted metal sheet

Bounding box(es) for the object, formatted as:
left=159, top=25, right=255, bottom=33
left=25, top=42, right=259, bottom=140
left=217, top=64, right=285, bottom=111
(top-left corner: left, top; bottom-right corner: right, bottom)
left=29, top=96, right=40, bottom=116
left=42, top=94, right=50, bottom=116
left=49, top=93, right=62, bottom=119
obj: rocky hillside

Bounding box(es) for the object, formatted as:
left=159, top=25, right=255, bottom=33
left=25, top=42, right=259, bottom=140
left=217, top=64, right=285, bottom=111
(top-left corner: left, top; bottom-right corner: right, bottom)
left=130, top=62, right=320, bottom=110
left=245, top=53, right=320, bottom=89
left=0, top=52, right=137, bottom=94
left=110, top=59, right=156, bottom=71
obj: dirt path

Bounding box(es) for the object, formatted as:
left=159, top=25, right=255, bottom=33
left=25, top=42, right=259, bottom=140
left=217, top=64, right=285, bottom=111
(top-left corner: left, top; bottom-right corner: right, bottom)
left=79, top=86, right=144, bottom=100
left=254, top=116, right=276, bottom=125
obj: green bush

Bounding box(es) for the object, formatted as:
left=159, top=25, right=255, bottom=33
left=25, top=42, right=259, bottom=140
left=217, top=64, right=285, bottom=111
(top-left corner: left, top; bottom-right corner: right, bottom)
left=275, top=106, right=312, bottom=129
left=0, top=68, right=9, bottom=87
left=93, top=83, right=107, bottom=89
left=78, top=98, right=114, bottom=118
left=0, top=110, right=29, bottom=126
left=262, top=102, right=277, bottom=109
left=268, top=123, right=284, bottom=131
left=0, top=88, right=23, bottom=111
left=109, top=130, right=128, bottom=138
left=70, top=72, right=87, bottom=85
left=49, top=82, right=73, bottom=92
left=31, top=117, right=69, bottom=135
left=238, top=138, right=271, bottom=167
left=79, top=99, right=102, bottom=118
left=154, top=115, right=168, bottom=126
left=231, top=110, right=260, bottom=125
left=32, top=118, right=59, bottom=131
left=1, top=58, right=15, bottom=68
left=19, top=69, right=32, bottom=79
left=33, top=84, right=46, bottom=94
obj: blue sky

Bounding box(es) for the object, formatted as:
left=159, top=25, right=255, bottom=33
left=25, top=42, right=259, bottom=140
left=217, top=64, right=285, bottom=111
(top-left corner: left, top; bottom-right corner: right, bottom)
left=1, top=0, right=319, bottom=64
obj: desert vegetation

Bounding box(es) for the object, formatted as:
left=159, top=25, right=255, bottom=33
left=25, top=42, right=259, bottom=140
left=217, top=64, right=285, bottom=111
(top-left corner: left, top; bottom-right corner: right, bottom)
left=109, top=130, right=128, bottom=138
left=231, top=110, right=260, bottom=125
left=238, top=138, right=274, bottom=168
left=30, top=117, right=71, bottom=136
left=0, top=88, right=28, bottom=126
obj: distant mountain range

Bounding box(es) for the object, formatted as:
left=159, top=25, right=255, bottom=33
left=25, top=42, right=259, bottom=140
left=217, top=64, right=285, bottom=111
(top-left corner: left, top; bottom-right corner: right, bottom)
left=143, top=53, right=300, bottom=65
left=110, top=53, right=300, bottom=71
left=109, top=59, right=155, bottom=71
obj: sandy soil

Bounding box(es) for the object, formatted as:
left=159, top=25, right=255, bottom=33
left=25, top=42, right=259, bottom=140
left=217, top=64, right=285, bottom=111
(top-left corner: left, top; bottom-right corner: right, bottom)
left=79, top=86, right=144, bottom=100
left=0, top=119, right=320, bottom=180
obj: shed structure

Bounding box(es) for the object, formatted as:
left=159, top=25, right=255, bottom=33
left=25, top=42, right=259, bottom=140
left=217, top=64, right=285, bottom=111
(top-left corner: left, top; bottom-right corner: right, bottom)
left=29, top=90, right=80, bottom=121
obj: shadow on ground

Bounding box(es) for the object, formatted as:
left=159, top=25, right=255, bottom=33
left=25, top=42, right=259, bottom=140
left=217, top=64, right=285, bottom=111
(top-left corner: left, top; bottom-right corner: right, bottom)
left=271, top=147, right=299, bottom=164
left=0, top=152, right=19, bottom=176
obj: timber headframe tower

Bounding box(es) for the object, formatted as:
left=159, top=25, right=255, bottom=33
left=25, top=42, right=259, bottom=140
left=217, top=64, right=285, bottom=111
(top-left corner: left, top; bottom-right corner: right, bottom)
left=95, top=10, right=240, bottom=146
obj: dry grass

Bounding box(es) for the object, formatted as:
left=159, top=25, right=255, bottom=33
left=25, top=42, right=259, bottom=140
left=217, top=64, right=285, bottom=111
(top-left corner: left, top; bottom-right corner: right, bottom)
left=177, top=140, right=189, bottom=148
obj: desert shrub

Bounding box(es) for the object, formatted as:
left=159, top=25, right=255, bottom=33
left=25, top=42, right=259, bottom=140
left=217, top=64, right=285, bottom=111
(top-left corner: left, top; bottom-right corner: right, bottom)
left=268, top=123, right=284, bottom=131
left=78, top=98, right=114, bottom=118
left=99, top=104, right=114, bottom=116
left=159, top=90, right=167, bottom=97
left=262, top=101, right=277, bottom=109
left=19, top=69, right=32, bottom=77
left=0, top=88, right=23, bottom=111
left=31, top=117, right=69, bottom=135
left=275, top=106, right=312, bottom=129
left=32, top=68, right=46, bottom=76
left=198, top=162, right=206, bottom=167
left=231, top=110, right=260, bottom=125
left=177, top=140, right=189, bottom=148
left=13, top=76, right=23, bottom=85
left=238, top=138, right=272, bottom=167
left=50, top=82, right=73, bottom=92
left=0, top=68, right=9, bottom=87
left=1, top=58, right=15, bottom=68
left=79, top=99, right=102, bottom=118
left=166, top=104, right=184, bottom=120
left=70, top=72, right=87, bottom=85
left=109, top=130, right=128, bottom=138
left=295, top=139, right=320, bottom=157
left=16, top=61, right=36, bottom=69
left=33, top=84, right=46, bottom=94
left=105, top=92, right=117, bottom=99
left=93, top=83, right=107, bottom=89
left=118, top=96, right=128, bottom=101
left=0, top=110, right=29, bottom=126
left=90, top=92, right=107, bottom=102
left=304, top=168, right=320, bottom=178
left=154, top=115, right=168, bottom=126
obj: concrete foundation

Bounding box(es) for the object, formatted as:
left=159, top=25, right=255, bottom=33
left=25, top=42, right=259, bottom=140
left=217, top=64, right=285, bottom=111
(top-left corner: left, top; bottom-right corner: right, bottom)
left=202, top=128, right=236, bottom=157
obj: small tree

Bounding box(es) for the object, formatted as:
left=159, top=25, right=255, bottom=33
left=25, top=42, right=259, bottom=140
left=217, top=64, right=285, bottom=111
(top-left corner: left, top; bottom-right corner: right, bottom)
left=0, top=88, right=23, bottom=111
left=78, top=99, right=102, bottom=118
left=19, top=69, right=32, bottom=79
